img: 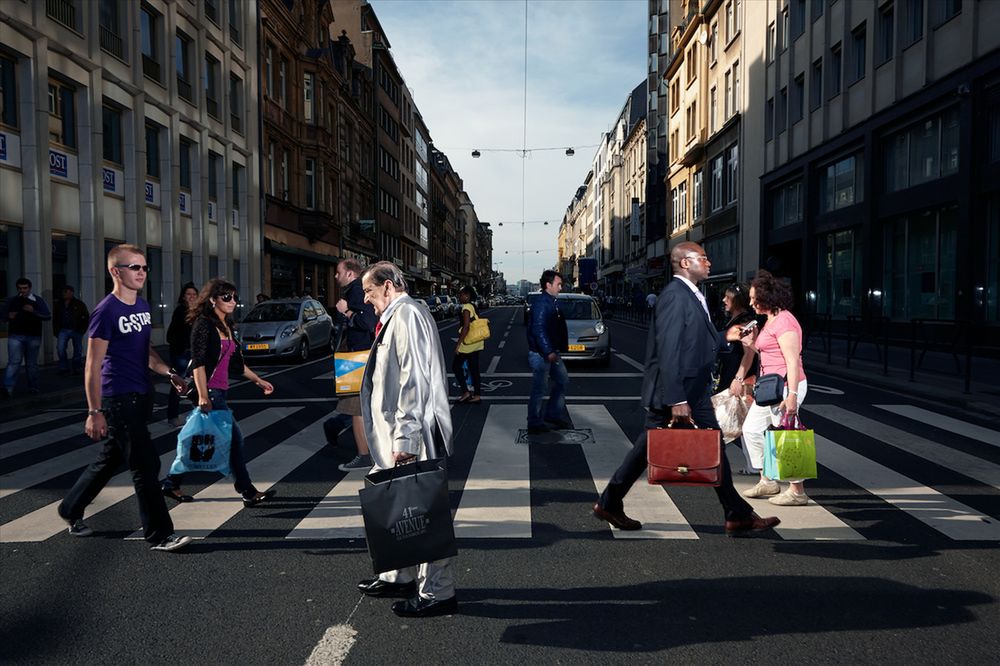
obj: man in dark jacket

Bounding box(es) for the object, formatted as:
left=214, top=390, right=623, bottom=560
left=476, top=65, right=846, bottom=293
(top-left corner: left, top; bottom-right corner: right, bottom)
left=53, top=285, right=90, bottom=375
left=331, top=258, right=379, bottom=469
left=526, top=270, right=570, bottom=434
left=2, top=277, right=52, bottom=397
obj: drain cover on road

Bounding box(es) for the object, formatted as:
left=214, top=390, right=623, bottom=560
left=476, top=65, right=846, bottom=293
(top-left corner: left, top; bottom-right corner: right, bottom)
left=516, top=428, right=593, bottom=445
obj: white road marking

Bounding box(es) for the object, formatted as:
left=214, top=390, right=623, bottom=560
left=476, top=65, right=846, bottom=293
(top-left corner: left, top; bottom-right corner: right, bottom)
left=486, top=355, right=501, bottom=374
left=874, top=405, right=1000, bottom=448
left=304, top=624, right=357, bottom=666
left=498, top=340, right=506, bottom=349
left=286, top=474, right=367, bottom=540
left=0, top=412, right=77, bottom=433
left=453, top=405, right=532, bottom=538
left=614, top=353, right=645, bottom=371
left=0, top=422, right=93, bottom=461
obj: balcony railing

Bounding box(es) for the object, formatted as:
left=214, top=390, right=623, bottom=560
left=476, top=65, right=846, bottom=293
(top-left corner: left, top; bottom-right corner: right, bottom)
left=177, top=77, right=193, bottom=102
left=46, top=0, right=76, bottom=30
left=142, top=55, right=161, bottom=82
left=99, top=25, right=124, bottom=59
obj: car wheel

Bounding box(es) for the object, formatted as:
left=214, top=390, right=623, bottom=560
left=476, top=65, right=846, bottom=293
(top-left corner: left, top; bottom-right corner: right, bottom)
left=298, top=339, right=310, bottom=362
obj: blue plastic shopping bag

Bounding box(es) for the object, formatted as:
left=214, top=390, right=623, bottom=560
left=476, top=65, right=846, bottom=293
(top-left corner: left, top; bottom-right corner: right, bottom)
left=169, top=410, right=233, bottom=476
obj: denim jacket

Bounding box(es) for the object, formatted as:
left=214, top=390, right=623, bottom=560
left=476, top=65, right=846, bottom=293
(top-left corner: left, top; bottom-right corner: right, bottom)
left=527, top=293, right=568, bottom=356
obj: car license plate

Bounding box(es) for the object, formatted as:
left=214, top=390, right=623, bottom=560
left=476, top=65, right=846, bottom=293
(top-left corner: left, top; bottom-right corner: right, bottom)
left=568, top=344, right=586, bottom=352
left=245, top=343, right=268, bottom=351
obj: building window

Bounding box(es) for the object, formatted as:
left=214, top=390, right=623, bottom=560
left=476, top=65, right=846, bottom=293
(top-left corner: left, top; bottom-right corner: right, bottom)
left=281, top=148, right=289, bottom=200
left=710, top=155, right=724, bottom=212
left=670, top=80, right=679, bottom=114
left=671, top=187, right=680, bottom=232
left=765, top=97, right=774, bottom=141
left=767, top=22, right=777, bottom=62
left=205, top=0, right=219, bottom=26
left=885, top=107, right=960, bottom=191
left=208, top=152, right=219, bottom=200
left=732, top=61, right=740, bottom=115
left=232, top=162, right=242, bottom=216
left=279, top=58, right=287, bottom=109
left=726, top=144, right=738, bottom=205
left=140, top=4, right=161, bottom=82
left=678, top=181, right=687, bottom=229
left=102, top=105, right=122, bottom=164
left=692, top=170, right=703, bottom=221
left=176, top=30, right=193, bottom=102
left=228, top=0, right=241, bottom=45
left=145, top=123, right=159, bottom=178
left=46, top=0, right=79, bottom=31
left=205, top=54, right=220, bottom=119
left=710, top=22, right=719, bottom=63
left=305, top=158, right=315, bottom=209
left=819, top=153, right=863, bottom=213
left=883, top=206, right=957, bottom=320
left=724, top=70, right=732, bottom=119
left=812, top=0, right=825, bottom=22
left=179, top=139, right=192, bottom=189
left=930, top=0, right=960, bottom=28
left=267, top=141, right=275, bottom=195
left=877, top=2, right=894, bottom=65
left=1, top=54, right=18, bottom=128
left=791, top=73, right=804, bottom=124
left=725, top=1, right=735, bottom=42
left=829, top=43, right=842, bottom=97
left=687, top=46, right=698, bottom=85
left=304, top=72, right=314, bottom=123
left=782, top=6, right=790, bottom=50
left=710, top=86, right=717, bottom=134
left=48, top=79, right=76, bottom=149
left=264, top=44, right=273, bottom=98
left=777, top=87, right=788, bottom=134
left=850, top=23, right=866, bottom=85
left=771, top=179, right=803, bottom=230
left=229, top=73, right=243, bottom=133
left=99, top=0, right=125, bottom=59
left=810, top=58, right=823, bottom=111
left=686, top=102, right=697, bottom=142
left=792, top=0, right=806, bottom=39
left=817, top=229, right=862, bottom=317
left=902, top=0, right=923, bottom=48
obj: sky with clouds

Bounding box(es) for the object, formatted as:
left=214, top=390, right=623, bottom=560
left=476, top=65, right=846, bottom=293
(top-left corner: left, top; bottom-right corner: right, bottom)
left=373, top=0, right=648, bottom=286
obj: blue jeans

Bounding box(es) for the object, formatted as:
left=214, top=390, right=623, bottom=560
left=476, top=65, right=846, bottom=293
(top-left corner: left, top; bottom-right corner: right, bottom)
left=162, top=389, right=257, bottom=497
left=5, top=335, right=42, bottom=391
left=527, top=351, right=569, bottom=427
left=57, top=329, right=84, bottom=371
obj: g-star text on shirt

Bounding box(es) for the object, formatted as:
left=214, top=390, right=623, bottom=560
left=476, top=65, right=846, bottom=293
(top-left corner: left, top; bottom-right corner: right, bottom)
left=118, top=312, right=152, bottom=333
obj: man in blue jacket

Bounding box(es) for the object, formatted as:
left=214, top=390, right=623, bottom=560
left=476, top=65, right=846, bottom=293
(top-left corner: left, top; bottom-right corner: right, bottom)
left=2, top=277, right=52, bottom=397
left=526, top=270, right=570, bottom=434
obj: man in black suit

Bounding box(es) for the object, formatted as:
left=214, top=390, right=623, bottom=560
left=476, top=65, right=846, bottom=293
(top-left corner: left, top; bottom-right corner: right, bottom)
left=593, top=242, right=780, bottom=536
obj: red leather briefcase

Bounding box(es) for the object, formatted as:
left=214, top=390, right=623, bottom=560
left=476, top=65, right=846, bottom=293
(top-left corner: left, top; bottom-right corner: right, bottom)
left=647, top=419, right=722, bottom=487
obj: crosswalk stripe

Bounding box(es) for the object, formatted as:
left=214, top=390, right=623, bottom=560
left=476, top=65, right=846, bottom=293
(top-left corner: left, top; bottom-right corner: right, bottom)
left=0, top=421, right=178, bottom=500
left=571, top=404, right=698, bottom=540
left=816, top=434, right=1000, bottom=541
left=133, top=412, right=324, bottom=539
left=874, top=405, right=1000, bottom=448
left=0, top=412, right=76, bottom=436
left=285, top=474, right=367, bottom=540
left=0, top=408, right=298, bottom=543
left=453, top=405, right=532, bottom=538
left=0, top=422, right=92, bottom=461
left=808, top=405, right=1000, bottom=491
left=724, top=445, right=864, bottom=541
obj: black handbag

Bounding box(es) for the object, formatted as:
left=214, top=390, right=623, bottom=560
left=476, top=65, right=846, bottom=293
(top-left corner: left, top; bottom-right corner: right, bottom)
left=359, top=458, right=458, bottom=574
left=753, top=373, right=785, bottom=406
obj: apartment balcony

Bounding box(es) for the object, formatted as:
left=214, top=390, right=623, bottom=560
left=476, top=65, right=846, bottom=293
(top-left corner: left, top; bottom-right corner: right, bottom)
left=99, top=25, right=124, bottom=59
left=46, top=0, right=75, bottom=30
left=300, top=210, right=336, bottom=243
left=681, top=128, right=706, bottom=167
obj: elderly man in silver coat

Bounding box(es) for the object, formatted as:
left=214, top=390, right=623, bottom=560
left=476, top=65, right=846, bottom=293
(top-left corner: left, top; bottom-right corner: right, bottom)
left=354, top=261, right=457, bottom=618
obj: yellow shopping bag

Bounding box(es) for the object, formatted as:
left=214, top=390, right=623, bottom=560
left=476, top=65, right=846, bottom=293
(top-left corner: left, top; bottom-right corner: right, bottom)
left=334, top=350, right=369, bottom=396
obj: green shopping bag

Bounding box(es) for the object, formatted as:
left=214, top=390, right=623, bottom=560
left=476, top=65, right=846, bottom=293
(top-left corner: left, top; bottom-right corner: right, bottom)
left=763, top=414, right=818, bottom=480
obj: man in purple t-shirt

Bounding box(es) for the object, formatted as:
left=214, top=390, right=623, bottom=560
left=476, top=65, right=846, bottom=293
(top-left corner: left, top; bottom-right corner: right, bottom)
left=58, top=244, right=191, bottom=553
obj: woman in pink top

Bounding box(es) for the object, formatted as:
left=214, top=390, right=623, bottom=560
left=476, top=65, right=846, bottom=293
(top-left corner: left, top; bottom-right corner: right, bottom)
left=737, top=270, right=810, bottom=506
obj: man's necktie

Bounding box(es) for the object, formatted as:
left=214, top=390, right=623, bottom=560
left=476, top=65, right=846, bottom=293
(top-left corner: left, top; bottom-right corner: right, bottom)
left=375, top=321, right=383, bottom=338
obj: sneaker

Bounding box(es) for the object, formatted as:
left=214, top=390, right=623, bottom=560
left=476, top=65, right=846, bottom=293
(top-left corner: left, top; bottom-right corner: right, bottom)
left=742, top=479, right=781, bottom=498
left=768, top=489, right=809, bottom=506
left=150, top=534, right=192, bottom=552
left=67, top=519, right=93, bottom=537
left=338, top=454, right=372, bottom=472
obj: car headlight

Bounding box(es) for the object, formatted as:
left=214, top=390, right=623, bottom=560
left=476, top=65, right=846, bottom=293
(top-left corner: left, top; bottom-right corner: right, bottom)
left=595, top=321, right=606, bottom=335
left=280, top=325, right=296, bottom=339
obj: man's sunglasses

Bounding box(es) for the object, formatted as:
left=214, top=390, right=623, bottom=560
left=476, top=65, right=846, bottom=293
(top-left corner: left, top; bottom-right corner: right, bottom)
left=115, top=264, right=149, bottom=273
left=219, top=293, right=237, bottom=303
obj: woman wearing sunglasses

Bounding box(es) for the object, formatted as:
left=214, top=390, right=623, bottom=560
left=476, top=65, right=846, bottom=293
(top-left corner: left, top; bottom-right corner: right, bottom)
left=161, top=278, right=276, bottom=506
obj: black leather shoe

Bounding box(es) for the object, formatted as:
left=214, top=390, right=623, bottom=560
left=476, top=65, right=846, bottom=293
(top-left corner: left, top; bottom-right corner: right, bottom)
left=545, top=418, right=573, bottom=430
left=242, top=489, right=276, bottom=507
left=358, top=577, right=417, bottom=598
left=391, top=595, right=458, bottom=617
left=526, top=425, right=550, bottom=435
left=162, top=488, right=193, bottom=503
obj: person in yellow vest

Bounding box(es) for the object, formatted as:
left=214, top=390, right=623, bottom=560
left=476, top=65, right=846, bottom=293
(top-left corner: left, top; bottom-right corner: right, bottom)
left=453, top=286, right=484, bottom=404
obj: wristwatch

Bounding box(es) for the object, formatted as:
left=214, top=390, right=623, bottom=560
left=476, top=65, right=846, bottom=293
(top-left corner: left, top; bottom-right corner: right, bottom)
left=87, top=408, right=103, bottom=416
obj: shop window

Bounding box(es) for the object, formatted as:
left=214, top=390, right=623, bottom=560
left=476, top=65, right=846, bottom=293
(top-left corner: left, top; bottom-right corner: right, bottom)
left=0, top=53, right=16, bottom=128
left=884, top=106, right=959, bottom=191
left=819, top=153, right=863, bottom=213
left=771, top=180, right=803, bottom=230
left=883, top=206, right=957, bottom=320
left=0, top=225, right=25, bottom=304
left=817, top=229, right=862, bottom=317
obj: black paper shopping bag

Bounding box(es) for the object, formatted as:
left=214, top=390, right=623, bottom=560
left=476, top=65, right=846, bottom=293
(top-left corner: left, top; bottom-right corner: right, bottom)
left=359, top=458, right=458, bottom=574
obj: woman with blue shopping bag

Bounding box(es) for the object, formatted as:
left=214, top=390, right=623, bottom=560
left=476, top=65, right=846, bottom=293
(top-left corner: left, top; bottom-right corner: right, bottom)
left=161, top=278, right=277, bottom=507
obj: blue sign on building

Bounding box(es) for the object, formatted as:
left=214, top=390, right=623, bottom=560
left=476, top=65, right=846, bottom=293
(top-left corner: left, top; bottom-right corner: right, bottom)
left=103, top=168, right=116, bottom=192
left=49, top=149, right=68, bottom=178
left=0, top=133, right=7, bottom=161
left=145, top=181, right=154, bottom=203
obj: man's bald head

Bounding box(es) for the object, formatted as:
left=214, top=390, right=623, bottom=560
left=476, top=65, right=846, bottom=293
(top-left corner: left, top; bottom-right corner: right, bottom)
left=670, top=242, right=705, bottom=267
left=670, top=242, right=711, bottom=283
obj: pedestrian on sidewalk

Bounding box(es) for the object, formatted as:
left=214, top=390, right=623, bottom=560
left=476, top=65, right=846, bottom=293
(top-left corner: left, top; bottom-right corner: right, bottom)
left=592, top=242, right=780, bottom=536
left=716, top=283, right=758, bottom=475
left=52, top=285, right=89, bottom=376
left=526, top=270, right=571, bottom=434
left=355, top=261, right=457, bottom=618
left=739, top=270, right=811, bottom=506
left=1, top=277, right=51, bottom=398
left=58, top=244, right=191, bottom=552
left=453, top=285, right=484, bottom=404
left=332, top=258, right=377, bottom=471
left=161, top=278, right=276, bottom=507
left=165, top=282, right=198, bottom=427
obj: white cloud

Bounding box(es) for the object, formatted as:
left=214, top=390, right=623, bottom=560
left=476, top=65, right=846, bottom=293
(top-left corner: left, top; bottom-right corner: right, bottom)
left=374, top=0, right=647, bottom=284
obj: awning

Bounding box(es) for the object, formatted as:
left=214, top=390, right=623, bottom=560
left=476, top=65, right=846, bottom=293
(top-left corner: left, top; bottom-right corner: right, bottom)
left=265, top=239, right=339, bottom=265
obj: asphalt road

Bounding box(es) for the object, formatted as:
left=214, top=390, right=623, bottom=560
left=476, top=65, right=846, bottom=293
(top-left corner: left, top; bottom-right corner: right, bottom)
left=1, top=305, right=998, bottom=665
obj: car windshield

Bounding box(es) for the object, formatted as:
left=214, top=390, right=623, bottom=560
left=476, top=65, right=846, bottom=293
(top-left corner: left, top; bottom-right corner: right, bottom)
left=244, top=303, right=300, bottom=322
left=558, top=300, right=600, bottom=320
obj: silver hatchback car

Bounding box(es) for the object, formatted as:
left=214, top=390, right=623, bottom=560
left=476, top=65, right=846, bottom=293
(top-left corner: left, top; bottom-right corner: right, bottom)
left=558, top=293, right=611, bottom=366
left=238, top=299, right=334, bottom=362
